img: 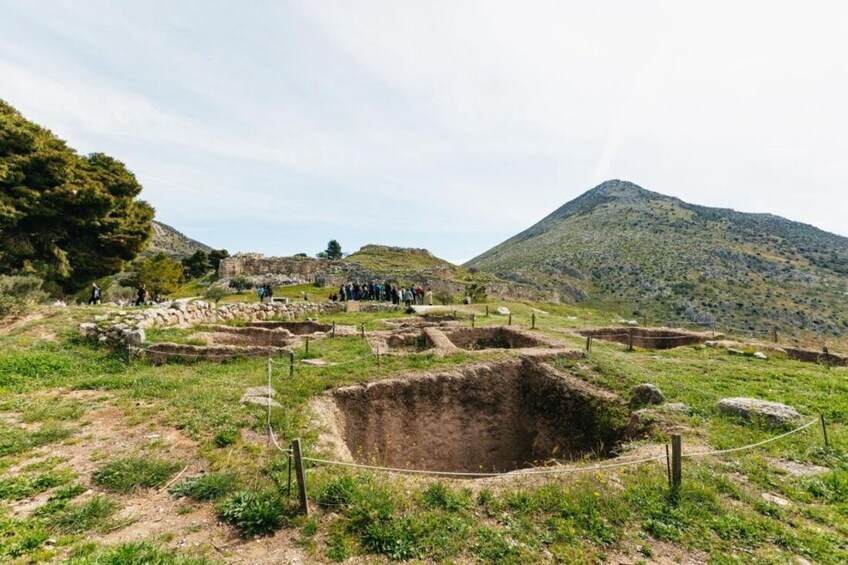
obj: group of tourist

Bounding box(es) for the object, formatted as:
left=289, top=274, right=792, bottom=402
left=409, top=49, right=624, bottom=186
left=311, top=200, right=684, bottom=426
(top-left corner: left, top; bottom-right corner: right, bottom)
left=256, top=283, right=274, bottom=301
left=330, top=281, right=433, bottom=307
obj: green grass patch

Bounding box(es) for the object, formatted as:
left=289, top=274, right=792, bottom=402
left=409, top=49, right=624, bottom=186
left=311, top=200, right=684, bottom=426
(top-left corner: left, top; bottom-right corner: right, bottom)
left=92, top=457, right=182, bottom=493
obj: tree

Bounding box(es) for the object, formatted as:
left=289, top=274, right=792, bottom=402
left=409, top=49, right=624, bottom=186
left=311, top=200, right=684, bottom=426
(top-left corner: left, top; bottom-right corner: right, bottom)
left=229, top=276, right=252, bottom=294
left=182, top=250, right=212, bottom=279
left=324, top=240, right=343, bottom=260
left=132, top=253, right=183, bottom=300
left=204, top=285, right=228, bottom=304
left=0, top=100, right=154, bottom=293
left=208, top=249, right=229, bottom=273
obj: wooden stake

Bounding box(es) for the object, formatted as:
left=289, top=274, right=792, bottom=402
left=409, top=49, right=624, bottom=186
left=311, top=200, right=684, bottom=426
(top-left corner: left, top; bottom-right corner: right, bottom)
left=586, top=335, right=593, bottom=352
left=824, top=346, right=831, bottom=370
left=289, top=351, right=294, bottom=378
left=671, top=434, right=682, bottom=491
left=486, top=305, right=489, bottom=317
left=627, top=330, right=634, bottom=352
left=665, top=444, right=672, bottom=487
left=292, top=439, right=309, bottom=515
left=821, top=415, right=830, bottom=448
left=508, top=313, right=512, bottom=326
left=305, top=337, right=309, bottom=355
left=361, top=324, right=365, bottom=339
left=531, top=312, right=536, bottom=330
left=471, top=314, right=475, bottom=328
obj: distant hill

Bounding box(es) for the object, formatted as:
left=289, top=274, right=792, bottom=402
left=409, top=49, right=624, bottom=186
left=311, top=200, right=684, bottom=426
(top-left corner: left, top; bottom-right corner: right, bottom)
left=344, top=244, right=473, bottom=281
left=143, top=221, right=212, bottom=259
left=466, top=180, right=848, bottom=337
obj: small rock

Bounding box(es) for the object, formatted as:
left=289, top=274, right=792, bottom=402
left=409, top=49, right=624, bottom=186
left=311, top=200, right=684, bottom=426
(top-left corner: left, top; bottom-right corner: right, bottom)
left=753, top=351, right=768, bottom=360
left=717, top=397, right=802, bottom=427
left=705, top=340, right=719, bottom=347
left=496, top=307, right=511, bottom=316
left=94, top=314, right=109, bottom=322
left=726, top=348, right=745, bottom=355
left=242, top=396, right=281, bottom=408
left=631, top=383, right=664, bottom=406
left=626, top=320, right=639, bottom=326
left=79, top=323, right=98, bottom=337
left=659, top=402, right=691, bottom=414
left=761, top=493, right=789, bottom=507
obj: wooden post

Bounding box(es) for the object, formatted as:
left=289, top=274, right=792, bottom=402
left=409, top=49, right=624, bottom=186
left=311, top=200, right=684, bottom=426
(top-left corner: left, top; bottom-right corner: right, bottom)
left=772, top=328, right=778, bottom=343
left=671, top=434, right=682, bottom=491
left=823, top=346, right=831, bottom=369
left=627, top=330, right=634, bottom=352
left=665, top=444, right=672, bottom=487
left=508, top=313, right=512, bottom=326
left=531, top=312, right=536, bottom=330
left=289, top=351, right=295, bottom=378
left=485, top=305, right=489, bottom=317
left=586, top=335, right=592, bottom=352
left=305, top=337, right=309, bottom=355
left=291, top=439, right=309, bottom=516
left=361, top=324, right=365, bottom=339
left=471, top=314, right=475, bottom=328
left=821, top=415, right=830, bottom=448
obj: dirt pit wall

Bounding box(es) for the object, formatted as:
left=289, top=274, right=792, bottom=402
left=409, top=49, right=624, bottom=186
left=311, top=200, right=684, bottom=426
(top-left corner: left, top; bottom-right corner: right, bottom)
left=579, top=327, right=709, bottom=350
left=785, top=347, right=847, bottom=367
left=312, top=358, right=628, bottom=474
left=445, top=326, right=558, bottom=350
left=140, top=343, right=291, bottom=364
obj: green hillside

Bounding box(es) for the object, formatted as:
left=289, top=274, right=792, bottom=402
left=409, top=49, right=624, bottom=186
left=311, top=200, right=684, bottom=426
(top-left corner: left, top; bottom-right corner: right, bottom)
left=466, top=180, right=848, bottom=337
left=344, top=244, right=476, bottom=282
left=142, top=220, right=212, bottom=259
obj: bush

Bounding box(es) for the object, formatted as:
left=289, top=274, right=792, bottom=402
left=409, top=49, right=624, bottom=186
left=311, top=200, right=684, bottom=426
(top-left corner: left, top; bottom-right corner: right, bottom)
left=435, top=291, right=455, bottom=305
left=92, top=457, right=181, bottom=493
left=228, top=276, right=252, bottom=294
left=218, top=489, right=290, bottom=537
left=103, top=284, right=136, bottom=305
left=170, top=472, right=239, bottom=502
left=204, top=285, right=228, bottom=304
left=0, top=275, right=47, bottom=319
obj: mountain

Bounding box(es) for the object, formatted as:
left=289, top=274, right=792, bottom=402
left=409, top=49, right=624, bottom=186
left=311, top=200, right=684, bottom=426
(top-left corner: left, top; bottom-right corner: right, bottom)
left=143, top=221, right=212, bottom=259
left=466, top=180, right=848, bottom=337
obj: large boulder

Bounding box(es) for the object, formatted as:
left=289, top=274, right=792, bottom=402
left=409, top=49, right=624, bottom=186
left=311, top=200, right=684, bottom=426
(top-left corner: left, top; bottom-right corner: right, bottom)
left=717, top=397, right=802, bottom=427
left=631, top=383, right=664, bottom=406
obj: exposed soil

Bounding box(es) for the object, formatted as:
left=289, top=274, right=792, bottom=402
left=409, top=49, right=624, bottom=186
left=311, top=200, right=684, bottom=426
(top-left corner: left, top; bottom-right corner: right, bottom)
left=578, top=327, right=711, bottom=350
left=141, top=343, right=292, bottom=364
left=311, top=358, right=629, bottom=474
left=248, top=320, right=333, bottom=335
left=445, top=326, right=558, bottom=350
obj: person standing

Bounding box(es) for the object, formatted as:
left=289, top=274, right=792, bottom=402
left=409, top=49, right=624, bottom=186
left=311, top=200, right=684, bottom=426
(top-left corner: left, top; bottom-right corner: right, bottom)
left=426, top=287, right=433, bottom=306
left=89, top=283, right=101, bottom=305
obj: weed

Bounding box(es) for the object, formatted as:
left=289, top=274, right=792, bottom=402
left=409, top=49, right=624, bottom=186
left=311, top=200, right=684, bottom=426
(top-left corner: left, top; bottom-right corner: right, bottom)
left=169, top=472, right=239, bottom=501
left=43, top=495, right=118, bottom=534
left=218, top=489, right=293, bottom=537
left=93, top=456, right=181, bottom=493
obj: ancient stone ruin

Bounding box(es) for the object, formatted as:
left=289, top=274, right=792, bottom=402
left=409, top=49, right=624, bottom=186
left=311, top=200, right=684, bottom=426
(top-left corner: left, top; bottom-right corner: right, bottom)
left=578, top=327, right=713, bottom=350
left=311, top=358, right=630, bottom=474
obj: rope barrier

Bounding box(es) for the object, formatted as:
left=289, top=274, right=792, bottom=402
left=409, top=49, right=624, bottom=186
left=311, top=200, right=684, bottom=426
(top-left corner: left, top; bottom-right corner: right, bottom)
left=298, top=418, right=822, bottom=478
left=682, top=418, right=818, bottom=458
left=301, top=454, right=667, bottom=478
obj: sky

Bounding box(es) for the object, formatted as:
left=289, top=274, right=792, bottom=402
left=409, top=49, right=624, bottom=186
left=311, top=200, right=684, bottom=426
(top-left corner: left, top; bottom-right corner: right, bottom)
left=1, top=0, right=846, bottom=263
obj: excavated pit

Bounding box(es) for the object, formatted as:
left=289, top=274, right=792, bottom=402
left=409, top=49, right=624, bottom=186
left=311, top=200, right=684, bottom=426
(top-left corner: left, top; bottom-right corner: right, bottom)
left=313, top=359, right=628, bottom=474
left=445, top=327, right=550, bottom=350
left=579, top=327, right=709, bottom=350
left=190, top=325, right=297, bottom=347
left=384, top=331, right=436, bottom=353
left=247, top=321, right=333, bottom=335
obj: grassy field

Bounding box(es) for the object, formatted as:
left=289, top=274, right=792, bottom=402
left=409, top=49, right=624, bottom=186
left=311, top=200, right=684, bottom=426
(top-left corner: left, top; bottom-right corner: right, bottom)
left=0, top=301, right=846, bottom=563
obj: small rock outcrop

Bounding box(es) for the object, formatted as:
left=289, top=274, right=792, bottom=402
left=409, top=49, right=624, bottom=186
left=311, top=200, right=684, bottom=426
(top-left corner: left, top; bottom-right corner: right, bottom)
left=716, top=397, right=802, bottom=427
left=631, top=383, right=664, bottom=406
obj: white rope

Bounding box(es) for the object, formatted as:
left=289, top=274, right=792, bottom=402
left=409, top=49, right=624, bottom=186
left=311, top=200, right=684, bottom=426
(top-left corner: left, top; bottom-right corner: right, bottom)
left=682, top=418, right=818, bottom=458
left=266, top=357, right=291, bottom=454
left=301, top=454, right=667, bottom=478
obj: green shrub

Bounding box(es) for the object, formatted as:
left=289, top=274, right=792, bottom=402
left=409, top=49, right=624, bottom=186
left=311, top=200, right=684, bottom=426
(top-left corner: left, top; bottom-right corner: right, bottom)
left=0, top=275, right=47, bottom=319
left=213, top=428, right=239, bottom=448
left=169, top=472, right=238, bottom=502
left=92, top=457, right=181, bottom=493
left=420, top=483, right=471, bottom=512
left=804, top=470, right=848, bottom=503
left=218, top=489, right=289, bottom=537
left=317, top=476, right=361, bottom=509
